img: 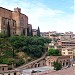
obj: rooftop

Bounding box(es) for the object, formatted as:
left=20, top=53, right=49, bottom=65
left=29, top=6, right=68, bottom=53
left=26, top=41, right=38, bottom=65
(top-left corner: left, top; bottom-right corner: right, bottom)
left=0, top=64, right=8, bottom=67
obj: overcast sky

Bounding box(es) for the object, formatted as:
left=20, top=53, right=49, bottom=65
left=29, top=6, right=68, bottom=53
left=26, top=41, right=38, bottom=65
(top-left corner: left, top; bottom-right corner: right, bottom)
left=0, top=0, right=74, bottom=33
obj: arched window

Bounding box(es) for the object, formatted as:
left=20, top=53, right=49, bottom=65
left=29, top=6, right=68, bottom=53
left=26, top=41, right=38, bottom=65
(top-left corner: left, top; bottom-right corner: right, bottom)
left=14, top=72, right=16, bottom=75
left=2, top=67, right=4, bottom=71
left=8, top=73, right=10, bottom=75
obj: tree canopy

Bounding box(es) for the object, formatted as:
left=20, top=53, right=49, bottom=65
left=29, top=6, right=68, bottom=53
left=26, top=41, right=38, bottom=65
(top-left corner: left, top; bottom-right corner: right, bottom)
left=48, top=48, right=61, bottom=56
left=9, top=36, right=51, bottom=58
left=53, top=61, right=62, bottom=70
left=37, top=26, right=40, bottom=37
left=0, top=35, right=52, bottom=69
left=7, top=22, right=10, bottom=37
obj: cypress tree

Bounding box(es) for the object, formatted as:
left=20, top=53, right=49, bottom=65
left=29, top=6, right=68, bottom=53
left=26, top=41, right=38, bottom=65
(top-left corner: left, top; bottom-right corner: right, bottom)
left=7, top=21, right=10, bottom=37
left=37, top=26, right=40, bottom=37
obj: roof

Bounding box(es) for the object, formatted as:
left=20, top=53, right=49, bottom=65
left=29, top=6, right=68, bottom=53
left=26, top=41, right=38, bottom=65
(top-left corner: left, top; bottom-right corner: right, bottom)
left=0, top=7, right=28, bottom=18
left=0, top=7, right=12, bottom=12
left=0, top=64, right=8, bottom=67
left=0, top=70, right=20, bottom=74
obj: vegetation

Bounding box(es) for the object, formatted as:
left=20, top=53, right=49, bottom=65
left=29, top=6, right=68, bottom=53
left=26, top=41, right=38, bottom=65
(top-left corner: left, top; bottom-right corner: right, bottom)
left=0, top=35, right=51, bottom=69
left=37, top=26, right=40, bottom=37
left=53, top=61, right=62, bottom=70
left=10, top=36, right=51, bottom=58
left=47, top=48, right=61, bottom=56
left=50, top=33, right=60, bottom=36
left=7, top=22, right=10, bottom=37
left=0, top=33, right=7, bottom=38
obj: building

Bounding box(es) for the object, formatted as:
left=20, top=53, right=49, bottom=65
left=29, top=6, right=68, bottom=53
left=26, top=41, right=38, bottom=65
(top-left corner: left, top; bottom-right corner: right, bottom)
left=27, top=24, right=32, bottom=36
left=61, top=48, right=74, bottom=63
left=32, top=29, right=37, bottom=36
left=0, top=64, right=21, bottom=75
left=0, top=70, right=21, bottom=75
left=48, top=41, right=57, bottom=49
left=41, top=31, right=59, bottom=39
left=40, top=32, right=48, bottom=38
left=0, top=64, right=8, bottom=71
left=45, top=56, right=71, bottom=68
left=41, top=31, right=74, bottom=40
left=57, top=39, right=75, bottom=48
left=61, top=48, right=73, bottom=56
left=0, top=7, right=28, bottom=36
left=59, top=32, right=74, bottom=40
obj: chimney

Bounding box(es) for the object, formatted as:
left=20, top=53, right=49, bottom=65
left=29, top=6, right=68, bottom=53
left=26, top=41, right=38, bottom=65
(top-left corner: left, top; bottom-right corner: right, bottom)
left=14, top=7, right=21, bottom=13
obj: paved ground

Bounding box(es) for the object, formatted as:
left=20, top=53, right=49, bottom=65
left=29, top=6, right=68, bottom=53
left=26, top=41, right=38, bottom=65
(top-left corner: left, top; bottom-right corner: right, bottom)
left=31, top=66, right=75, bottom=75
left=21, top=66, right=54, bottom=75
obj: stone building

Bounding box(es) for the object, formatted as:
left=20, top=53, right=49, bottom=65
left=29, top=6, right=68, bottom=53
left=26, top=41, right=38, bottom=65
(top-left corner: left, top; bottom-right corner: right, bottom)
left=0, top=64, right=8, bottom=72
left=32, top=29, right=37, bottom=36
left=57, top=39, right=75, bottom=48
left=0, top=64, right=21, bottom=75
left=45, top=56, right=71, bottom=68
left=61, top=48, right=73, bottom=57
left=0, top=7, right=28, bottom=36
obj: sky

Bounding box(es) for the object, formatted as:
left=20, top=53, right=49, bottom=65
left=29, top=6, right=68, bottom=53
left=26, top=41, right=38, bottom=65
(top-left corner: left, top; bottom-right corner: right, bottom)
left=0, top=0, right=74, bottom=33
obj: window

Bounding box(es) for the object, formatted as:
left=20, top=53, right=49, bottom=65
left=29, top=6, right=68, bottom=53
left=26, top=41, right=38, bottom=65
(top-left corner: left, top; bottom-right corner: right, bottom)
left=51, top=62, right=53, bottom=66
left=8, top=21, right=9, bottom=25
left=13, top=32, right=14, bottom=34
left=68, top=49, right=71, bottom=51
left=60, top=61, right=62, bottom=64
left=14, top=72, right=16, bottom=75
left=63, top=62, right=65, bottom=66
left=63, top=52, right=65, bottom=54
left=35, top=64, right=37, bottom=67
left=13, top=21, right=16, bottom=27
left=68, top=52, right=72, bottom=54
left=8, top=74, right=10, bottom=75
left=62, top=49, right=65, bottom=51
left=66, top=62, right=68, bottom=66
left=4, top=30, right=5, bottom=34
left=2, top=67, right=4, bottom=71
left=38, top=64, right=40, bottom=67
left=13, top=22, right=14, bottom=27
left=43, top=63, right=44, bottom=66
left=3, top=18, right=5, bottom=25
left=21, top=17, right=24, bottom=27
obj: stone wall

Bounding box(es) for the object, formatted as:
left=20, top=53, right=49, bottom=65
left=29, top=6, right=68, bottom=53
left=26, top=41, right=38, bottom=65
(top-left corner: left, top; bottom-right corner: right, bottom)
left=0, top=7, right=28, bottom=36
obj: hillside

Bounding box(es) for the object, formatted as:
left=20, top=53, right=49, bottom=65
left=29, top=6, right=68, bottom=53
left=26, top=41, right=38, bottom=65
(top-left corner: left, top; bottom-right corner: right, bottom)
left=0, top=35, right=51, bottom=70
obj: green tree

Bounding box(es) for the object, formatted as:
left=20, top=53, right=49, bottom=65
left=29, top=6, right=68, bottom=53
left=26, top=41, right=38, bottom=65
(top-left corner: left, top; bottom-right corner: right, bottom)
left=0, top=33, right=7, bottom=38
left=37, top=26, right=40, bottom=37
left=16, top=58, right=25, bottom=67
left=9, top=36, right=51, bottom=58
left=53, top=61, right=62, bottom=70
left=0, top=44, right=3, bottom=52
left=48, top=48, right=61, bottom=56
left=7, top=22, right=10, bottom=37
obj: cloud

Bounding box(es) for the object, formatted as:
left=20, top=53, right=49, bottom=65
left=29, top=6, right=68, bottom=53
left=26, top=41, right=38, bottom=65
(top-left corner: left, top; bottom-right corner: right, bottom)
left=0, top=0, right=74, bottom=33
